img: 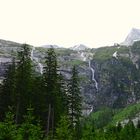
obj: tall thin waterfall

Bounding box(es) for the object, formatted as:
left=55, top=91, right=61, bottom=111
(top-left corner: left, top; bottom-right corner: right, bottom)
left=80, top=52, right=86, bottom=61
left=30, top=47, right=43, bottom=74
left=30, top=46, right=35, bottom=61
left=89, top=60, right=98, bottom=90
left=38, top=62, right=43, bottom=74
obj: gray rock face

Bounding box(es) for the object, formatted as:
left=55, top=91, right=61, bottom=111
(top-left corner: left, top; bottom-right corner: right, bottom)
left=0, top=39, right=22, bottom=79
left=122, top=28, right=140, bottom=46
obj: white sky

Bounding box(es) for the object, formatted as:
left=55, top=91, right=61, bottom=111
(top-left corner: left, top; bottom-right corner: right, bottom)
left=0, top=0, right=140, bottom=48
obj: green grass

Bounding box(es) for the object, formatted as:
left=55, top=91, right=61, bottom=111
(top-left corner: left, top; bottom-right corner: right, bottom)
left=87, top=103, right=140, bottom=129
left=93, top=46, right=118, bottom=62
left=111, top=103, right=140, bottom=124
left=118, top=46, right=129, bottom=54
left=61, top=60, right=86, bottom=67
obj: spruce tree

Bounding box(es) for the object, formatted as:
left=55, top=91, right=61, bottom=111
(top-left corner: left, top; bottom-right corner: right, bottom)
left=54, top=115, right=72, bottom=140
left=31, top=76, right=45, bottom=123
left=68, top=66, right=82, bottom=130
left=0, top=57, right=16, bottom=120
left=17, top=108, right=43, bottom=140
left=57, top=73, right=69, bottom=117
left=81, top=119, right=95, bottom=140
left=43, top=48, right=61, bottom=135
left=0, top=109, right=17, bottom=140
left=15, top=44, right=33, bottom=123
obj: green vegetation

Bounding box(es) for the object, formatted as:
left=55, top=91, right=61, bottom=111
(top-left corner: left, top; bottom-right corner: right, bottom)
left=89, top=107, right=114, bottom=128
left=0, top=45, right=82, bottom=139
left=112, top=103, right=140, bottom=124
left=87, top=103, right=140, bottom=130
left=55, top=48, right=77, bottom=56
left=1, top=43, right=140, bottom=139
left=117, top=45, right=129, bottom=54
left=93, top=46, right=118, bottom=62
left=63, top=59, right=85, bottom=66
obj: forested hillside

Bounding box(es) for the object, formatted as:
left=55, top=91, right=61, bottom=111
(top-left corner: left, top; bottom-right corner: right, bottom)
left=1, top=34, right=140, bottom=139
left=1, top=44, right=140, bottom=139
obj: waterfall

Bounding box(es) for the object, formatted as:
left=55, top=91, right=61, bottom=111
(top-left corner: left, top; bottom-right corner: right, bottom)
left=80, top=52, right=86, bottom=61
left=89, top=60, right=98, bottom=90
left=30, top=46, right=35, bottom=61
left=30, top=47, right=43, bottom=74
left=38, top=62, right=43, bottom=74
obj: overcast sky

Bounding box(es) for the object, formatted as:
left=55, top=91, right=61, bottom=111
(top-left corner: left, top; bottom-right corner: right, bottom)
left=0, top=0, right=140, bottom=48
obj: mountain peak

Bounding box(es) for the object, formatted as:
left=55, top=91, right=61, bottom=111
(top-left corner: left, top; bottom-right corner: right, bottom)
left=122, top=28, right=140, bottom=46
left=70, top=44, right=88, bottom=51
left=40, top=44, right=61, bottom=48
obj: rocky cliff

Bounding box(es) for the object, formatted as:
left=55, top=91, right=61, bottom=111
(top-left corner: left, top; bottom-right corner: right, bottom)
left=1, top=31, right=140, bottom=112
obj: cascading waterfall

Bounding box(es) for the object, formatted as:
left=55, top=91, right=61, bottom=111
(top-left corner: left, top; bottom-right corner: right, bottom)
left=89, top=60, right=98, bottom=91
left=80, top=52, right=86, bottom=61
left=30, top=47, right=35, bottom=61
left=30, top=47, right=43, bottom=74
left=38, top=62, right=43, bottom=74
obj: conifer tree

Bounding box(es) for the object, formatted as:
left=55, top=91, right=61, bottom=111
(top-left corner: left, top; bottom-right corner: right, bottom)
left=81, top=119, right=95, bottom=140
left=0, top=58, right=16, bottom=120
left=31, top=76, right=45, bottom=122
left=0, top=108, right=17, bottom=140
left=43, top=48, right=62, bottom=135
left=15, top=44, right=33, bottom=123
left=54, top=115, right=72, bottom=140
left=57, top=73, right=69, bottom=116
left=17, top=108, right=43, bottom=140
left=68, top=66, right=82, bottom=129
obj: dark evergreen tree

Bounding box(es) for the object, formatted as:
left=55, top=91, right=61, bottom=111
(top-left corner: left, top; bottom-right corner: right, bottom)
left=31, top=76, right=45, bottom=123
left=15, top=44, right=33, bottom=123
left=43, top=48, right=64, bottom=136
left=57, top=73, right=69, bottom=116
left=137, top=120, right=140, bottom=128
left=68, top=66, right=82, bottom=140
left=0, top=58, right=16, bottom=120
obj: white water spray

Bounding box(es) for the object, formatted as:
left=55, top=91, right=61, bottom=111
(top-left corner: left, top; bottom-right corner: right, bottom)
left=31, top=47, right=43, bottom=74
left=89, top=60, right=98, bottom=90
left=38, top=62, right=43, bottom=74
left=80, top=52, right=86, bottom=61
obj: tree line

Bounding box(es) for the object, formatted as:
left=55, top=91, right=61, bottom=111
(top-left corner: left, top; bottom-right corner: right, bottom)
left=0, top=44, right=82, bottom=139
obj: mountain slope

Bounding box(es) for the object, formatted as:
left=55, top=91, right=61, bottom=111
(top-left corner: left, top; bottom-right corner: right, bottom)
left=122, top=28, right=140, bottom=46
left=0, top=36, right=140, bottom=112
